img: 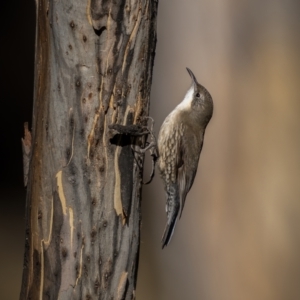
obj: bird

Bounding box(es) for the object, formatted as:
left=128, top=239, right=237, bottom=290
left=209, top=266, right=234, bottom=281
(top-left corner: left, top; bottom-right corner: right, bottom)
left=157, top=68, right=213, bottom=248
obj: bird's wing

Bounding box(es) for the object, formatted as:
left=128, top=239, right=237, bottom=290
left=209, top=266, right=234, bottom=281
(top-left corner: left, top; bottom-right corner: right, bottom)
left=157, top=120, right=184, bottom=186
left=177, top=129, right=203, bottom=218
left=159, top=122, right=184, bottom=248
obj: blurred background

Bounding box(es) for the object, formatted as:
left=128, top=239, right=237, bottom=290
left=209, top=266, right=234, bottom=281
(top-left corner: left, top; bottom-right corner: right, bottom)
left=1, top=0, right=300, bottom=299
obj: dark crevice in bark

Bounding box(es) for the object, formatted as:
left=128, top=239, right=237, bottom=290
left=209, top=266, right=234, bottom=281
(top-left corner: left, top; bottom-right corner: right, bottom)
left=93, top=26, right=107, bottom=37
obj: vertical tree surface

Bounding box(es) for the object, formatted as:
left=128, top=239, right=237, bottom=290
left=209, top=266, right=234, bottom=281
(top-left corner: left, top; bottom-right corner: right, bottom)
left=20, top=0, right=157, bottom=299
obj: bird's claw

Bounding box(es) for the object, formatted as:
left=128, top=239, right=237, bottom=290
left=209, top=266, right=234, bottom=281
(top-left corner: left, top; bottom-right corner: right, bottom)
left=132, top=117, right=158, bottom=184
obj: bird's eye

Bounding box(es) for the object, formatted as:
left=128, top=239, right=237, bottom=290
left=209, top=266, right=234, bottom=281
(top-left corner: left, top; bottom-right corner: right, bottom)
left=196, top=92, right=200, bottom=98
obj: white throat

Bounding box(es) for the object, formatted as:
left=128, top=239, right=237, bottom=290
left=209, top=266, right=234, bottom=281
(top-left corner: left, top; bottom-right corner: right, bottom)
left=176, top=87, right=193, bottom=111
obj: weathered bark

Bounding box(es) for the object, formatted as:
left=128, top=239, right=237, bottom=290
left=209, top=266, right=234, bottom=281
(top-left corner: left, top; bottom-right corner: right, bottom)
left=20, top=0, right=157, bottom=299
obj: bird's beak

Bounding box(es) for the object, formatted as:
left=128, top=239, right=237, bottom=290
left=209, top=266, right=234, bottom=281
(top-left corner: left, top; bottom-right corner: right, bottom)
left=186, top=68, right=199, bottom=86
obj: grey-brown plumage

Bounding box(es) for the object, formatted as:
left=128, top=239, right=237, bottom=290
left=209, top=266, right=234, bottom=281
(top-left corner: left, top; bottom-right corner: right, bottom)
left=158, top=68, right=213, bottom=248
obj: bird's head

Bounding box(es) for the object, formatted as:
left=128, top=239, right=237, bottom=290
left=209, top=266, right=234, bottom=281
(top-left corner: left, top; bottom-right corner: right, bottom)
left=185, top=67, right=213, bottom=126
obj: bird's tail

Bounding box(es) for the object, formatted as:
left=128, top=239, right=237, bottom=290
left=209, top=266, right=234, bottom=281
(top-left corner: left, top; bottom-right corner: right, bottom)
left=162, top=185, right=180, bottom=248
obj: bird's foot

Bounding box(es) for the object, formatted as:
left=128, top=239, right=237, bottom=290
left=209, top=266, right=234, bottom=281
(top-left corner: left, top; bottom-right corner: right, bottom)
left=132, top=116, right=158, bottom=184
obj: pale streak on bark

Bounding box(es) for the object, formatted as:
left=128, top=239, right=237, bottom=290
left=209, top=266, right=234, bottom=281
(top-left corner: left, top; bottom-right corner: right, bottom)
left=87, top=111, right=100, bottom=162
left=56, top=171, right=67, bottom=215
left=56, top=171, right=74, bottom=249
left=114, top=145, right=124, bottom=220
left=102, top=112, right=108, bottom=177
left=87, top=109, right=100, bottom=162
left=74, top=239, right=84, bottom=288
left=134, top=92, right=143, bottom=124
left=86, top=0, right=92, bottom=26
left=68, top=207, right=74, bottom=251
left=117, top=271, right=128, bottom=300
left=43, top=197, right=53, bottom=248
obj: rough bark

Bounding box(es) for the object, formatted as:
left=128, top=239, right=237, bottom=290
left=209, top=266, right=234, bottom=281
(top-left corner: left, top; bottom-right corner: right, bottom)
left=20, top=0, right=157, bottom=299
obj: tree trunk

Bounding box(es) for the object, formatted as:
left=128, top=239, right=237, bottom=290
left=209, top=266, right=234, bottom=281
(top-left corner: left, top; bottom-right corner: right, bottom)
left=20, top=0, right=157, bottom=299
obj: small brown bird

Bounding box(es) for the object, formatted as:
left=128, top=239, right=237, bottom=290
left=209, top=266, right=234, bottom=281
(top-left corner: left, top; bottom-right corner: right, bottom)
left=157, top=68, right=213, bottom=248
